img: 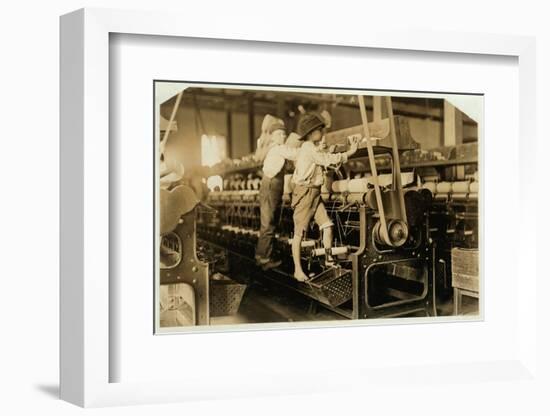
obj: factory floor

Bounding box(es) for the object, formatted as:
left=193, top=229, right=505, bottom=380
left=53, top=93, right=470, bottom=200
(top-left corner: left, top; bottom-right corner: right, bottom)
left=210, top=281, right=345, bottom=326
left=210, top=281, right=479, bottom=326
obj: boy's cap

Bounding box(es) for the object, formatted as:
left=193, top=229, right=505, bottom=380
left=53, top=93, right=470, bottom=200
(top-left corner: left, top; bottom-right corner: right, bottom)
left=297, top=113, right=326, bottom=140
left=268, top=119, right=286, bottom=134
left=261, top=114, right=277, bottom=133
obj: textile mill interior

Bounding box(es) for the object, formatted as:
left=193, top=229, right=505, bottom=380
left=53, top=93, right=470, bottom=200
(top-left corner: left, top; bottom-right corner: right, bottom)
left=157, top=84, right=480, bottom=329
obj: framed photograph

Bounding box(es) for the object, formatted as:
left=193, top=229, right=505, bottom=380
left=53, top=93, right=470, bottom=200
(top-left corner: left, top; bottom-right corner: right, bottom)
left=154, top=81, right=482, bottom=334
left=60, top=7, right=540, bottom=408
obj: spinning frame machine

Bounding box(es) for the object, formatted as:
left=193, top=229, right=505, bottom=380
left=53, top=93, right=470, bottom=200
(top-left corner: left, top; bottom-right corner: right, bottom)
left=197, top=96, right=443, bottom=320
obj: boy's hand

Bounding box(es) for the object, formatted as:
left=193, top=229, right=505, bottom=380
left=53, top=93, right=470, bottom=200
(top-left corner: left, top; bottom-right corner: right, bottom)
left=347, top=137, right=359, bottom=155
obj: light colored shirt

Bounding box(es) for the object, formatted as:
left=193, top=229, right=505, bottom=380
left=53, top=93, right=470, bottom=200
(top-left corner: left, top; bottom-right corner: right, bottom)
left=262, top=144, right=299, bottom=178
left=254, top=134, right=273, bottom=163
left=292, top=141, right=348, bottom=187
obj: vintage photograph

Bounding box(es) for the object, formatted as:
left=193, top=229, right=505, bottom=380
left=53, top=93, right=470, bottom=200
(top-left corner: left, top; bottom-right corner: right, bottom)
left=156, top=82, right=480, bottom=331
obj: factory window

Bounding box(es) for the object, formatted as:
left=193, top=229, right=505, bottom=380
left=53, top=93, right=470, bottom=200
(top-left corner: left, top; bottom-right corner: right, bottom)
left=201, top=134, right=226, bottom=191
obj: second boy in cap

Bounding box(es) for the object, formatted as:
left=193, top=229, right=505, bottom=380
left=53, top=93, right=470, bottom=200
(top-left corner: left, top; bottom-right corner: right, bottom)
left=255, top=118, right=300, bottom=270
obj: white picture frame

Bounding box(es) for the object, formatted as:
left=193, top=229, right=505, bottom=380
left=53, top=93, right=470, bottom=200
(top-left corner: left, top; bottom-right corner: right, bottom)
left=60, top=7, right=541, bottom=408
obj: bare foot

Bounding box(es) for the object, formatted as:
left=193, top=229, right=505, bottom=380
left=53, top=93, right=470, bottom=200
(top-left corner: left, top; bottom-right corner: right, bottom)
left=293, top=271, right=309, bottom=282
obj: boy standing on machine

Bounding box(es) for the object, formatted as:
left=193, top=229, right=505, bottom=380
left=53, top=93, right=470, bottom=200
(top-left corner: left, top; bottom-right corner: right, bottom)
left=255, top=118, right=300, bottom=270
left=291, top=113, right=358, bottom=281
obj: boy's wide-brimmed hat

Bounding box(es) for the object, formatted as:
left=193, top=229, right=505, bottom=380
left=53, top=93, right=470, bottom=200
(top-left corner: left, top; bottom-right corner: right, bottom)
left=297, top=112, right=326, bottom=140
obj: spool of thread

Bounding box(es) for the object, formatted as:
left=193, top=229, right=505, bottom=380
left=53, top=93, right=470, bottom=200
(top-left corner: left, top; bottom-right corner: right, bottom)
left=312, top=246, right=349, bottom=257
left=332, top=179, right=349, bottom=193
left=436, top=182, right=452, bottom=194
left=451, top=181, right=470, bottom=193
left=452, top=193, right=468, bottom=201
left=422, top=182, right=437, bottom=194
left=469, top=182, right=479, bottom=193
left=287, top=239, right=316, bottom=247
left=346, top=193, right=368, bottom=204
left=423, top=175, right=439, bottom=183
left=348, top=178, right=370, bottom=193
left=362, top=172, right=414, bottom=188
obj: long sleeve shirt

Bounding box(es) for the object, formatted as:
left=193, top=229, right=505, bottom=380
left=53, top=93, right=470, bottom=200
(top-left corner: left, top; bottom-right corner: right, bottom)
left=254, top=134, right=272, bottom=163
left=262, top=144, right=299, bottom=178
left=292, top=141, right=348, bottom=187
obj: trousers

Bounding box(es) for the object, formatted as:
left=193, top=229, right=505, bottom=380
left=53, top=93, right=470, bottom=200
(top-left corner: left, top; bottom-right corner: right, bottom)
left=255, top=173, right=284, bottom=261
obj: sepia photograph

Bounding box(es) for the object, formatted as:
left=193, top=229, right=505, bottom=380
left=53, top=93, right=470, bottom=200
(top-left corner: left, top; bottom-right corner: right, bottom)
left=51, top=3, right=545, bottom=411
left=156, top=82, right=481, bottom=331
